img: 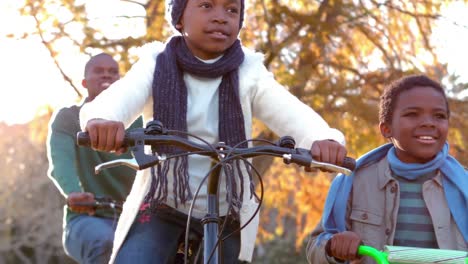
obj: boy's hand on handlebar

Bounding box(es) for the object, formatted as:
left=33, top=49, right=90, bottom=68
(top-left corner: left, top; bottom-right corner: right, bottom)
left=308, top=139, right=347, bottom=172
left=326, top=231, right=362, bottom=262
left=85, top=118, right=126, bottom=154
left=67, top=192, right=96, bottom=215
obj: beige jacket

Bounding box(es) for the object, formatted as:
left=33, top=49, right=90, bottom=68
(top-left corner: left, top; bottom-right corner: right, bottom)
left=306, top=157, right=467, bottom=264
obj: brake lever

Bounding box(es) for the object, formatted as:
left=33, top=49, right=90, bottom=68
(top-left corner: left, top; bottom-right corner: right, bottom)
left=283, top=148, right=354, bottom=176
left=282, top=154, right=352, bottom=176
left=95, top=158, right=140, bottom=174
left=94, top=144, right=167, bottom=174
left=309, top=160, right=352, bottom=176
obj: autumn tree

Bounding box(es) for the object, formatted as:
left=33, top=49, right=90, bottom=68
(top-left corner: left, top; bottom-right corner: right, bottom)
left=3, top=0, right=467, bottom=262
left=0, top=115, right=74, bottom=264
left=244, top=0, right=467, bottom=257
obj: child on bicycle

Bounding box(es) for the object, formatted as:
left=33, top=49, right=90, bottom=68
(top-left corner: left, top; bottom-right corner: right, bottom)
left=306, top=74, right=468, bottom=264
left=80, top=0, right=348, bottom=263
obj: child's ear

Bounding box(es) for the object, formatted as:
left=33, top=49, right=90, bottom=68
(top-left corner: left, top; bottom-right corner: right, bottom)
left=176, top=23, right=183, bottom=30
left=379, top=122, right=392, bottom=139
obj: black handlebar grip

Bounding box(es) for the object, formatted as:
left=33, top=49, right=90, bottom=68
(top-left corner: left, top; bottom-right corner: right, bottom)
left=77, top=132, right=91, bottom=147
left=76, top=131, right=132, bottom=147
left=342, top=157, right=356, bottom=171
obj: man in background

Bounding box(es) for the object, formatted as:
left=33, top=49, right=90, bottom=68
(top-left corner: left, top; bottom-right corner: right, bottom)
left=47, top=53, right=142, bottom=263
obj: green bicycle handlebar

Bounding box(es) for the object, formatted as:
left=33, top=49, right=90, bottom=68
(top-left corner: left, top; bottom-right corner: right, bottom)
left=358, top=245, right=389, bottom=264
left=358, top=245, right=468, bottom=264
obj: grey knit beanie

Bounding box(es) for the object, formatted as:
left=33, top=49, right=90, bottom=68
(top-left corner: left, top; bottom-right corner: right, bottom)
left=167, top=0, right=245, bottom=30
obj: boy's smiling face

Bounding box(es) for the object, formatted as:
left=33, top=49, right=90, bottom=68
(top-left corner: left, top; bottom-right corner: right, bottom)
left=380, top=86, right=449, bottom=163
left=177, top=0, right=242, bottom=60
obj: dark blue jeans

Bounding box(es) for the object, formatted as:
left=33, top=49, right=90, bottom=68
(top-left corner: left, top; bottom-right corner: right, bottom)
left=115, top=205, right=241, bottom=264
left=64, top=215, right=117, bottom=264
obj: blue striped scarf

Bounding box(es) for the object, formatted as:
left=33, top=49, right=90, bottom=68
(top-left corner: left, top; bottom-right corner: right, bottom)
left=318, top=143, right=468, bottom=245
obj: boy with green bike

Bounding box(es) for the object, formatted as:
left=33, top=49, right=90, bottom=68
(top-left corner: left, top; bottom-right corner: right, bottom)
left=307, top=74, right=467, bottom=264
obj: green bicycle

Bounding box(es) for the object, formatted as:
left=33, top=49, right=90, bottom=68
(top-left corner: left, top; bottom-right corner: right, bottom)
left=358, top=245, right=468, bottom=264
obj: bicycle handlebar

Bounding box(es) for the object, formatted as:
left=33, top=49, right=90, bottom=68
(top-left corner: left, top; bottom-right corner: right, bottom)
left=76, top=121, right=356, bottom=175
left=358, top=245, right=389, bottom=264
left=77, top=120, right=356, bottom=264
left=68, top=197, right=123, bottom=212
left=358, top=245, right=468, bottom=264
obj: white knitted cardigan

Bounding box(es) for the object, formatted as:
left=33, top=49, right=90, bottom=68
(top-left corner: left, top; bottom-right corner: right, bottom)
left=80, top=41, right=345, bottom=263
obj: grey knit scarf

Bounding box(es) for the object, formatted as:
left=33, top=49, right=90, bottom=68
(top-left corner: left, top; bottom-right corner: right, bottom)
left=143, top=36, right=249, bottom=213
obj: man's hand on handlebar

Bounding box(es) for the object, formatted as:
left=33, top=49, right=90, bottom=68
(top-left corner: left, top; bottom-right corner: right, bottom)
left=307, top=139, right=347, bottom=173
left=67, top=192, right=96, bottom=215
left=85, top=118, right=127, bottom=154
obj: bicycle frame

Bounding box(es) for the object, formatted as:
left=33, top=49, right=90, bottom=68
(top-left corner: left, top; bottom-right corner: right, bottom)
left=358, top=245, right=468, bottom=264
left=204, top=163, right=222, bottom=264
left=77, top=120, right=356, bottom=264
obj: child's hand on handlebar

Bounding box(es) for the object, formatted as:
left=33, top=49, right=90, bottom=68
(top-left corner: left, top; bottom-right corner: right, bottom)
left=325, top=231, right=363, bottom=262
left=67, top=192, right=96, bottom=215
left=85, top=118, right=127, bottom=154
left=308, top=139, right=347, bottom=172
